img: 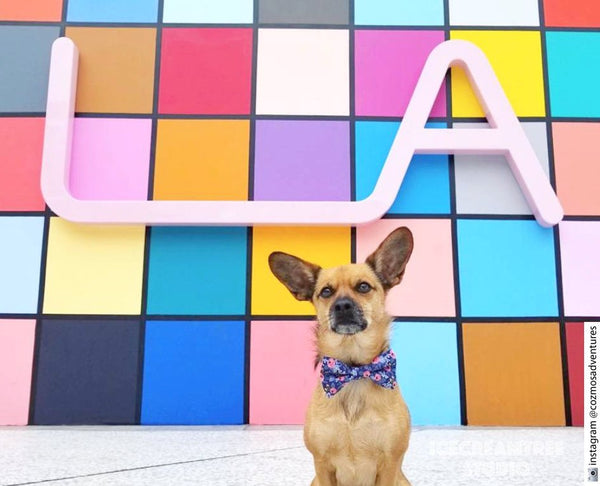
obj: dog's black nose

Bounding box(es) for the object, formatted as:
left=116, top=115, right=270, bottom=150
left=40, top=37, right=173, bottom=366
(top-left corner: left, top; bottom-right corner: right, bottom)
left=330, top=297, right=367, bottom=335
left=333, top=297, right=355, bottom=314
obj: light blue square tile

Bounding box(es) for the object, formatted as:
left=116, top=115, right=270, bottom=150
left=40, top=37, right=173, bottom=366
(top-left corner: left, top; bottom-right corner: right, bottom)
left=67, top=0, right=159, bottom=22
left=355, top=121, right=450, bottom=214
left=457, top=219, right=558, bottom=317
left=0, top=217, right=44, bottom=313
left=391, top=321, right=461, bottom=425
left=355, top=0, right=444, bottom=26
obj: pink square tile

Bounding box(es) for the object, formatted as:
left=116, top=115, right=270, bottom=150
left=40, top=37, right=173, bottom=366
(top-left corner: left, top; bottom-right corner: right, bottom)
left=560, top=221, right=600, bottom=316
left=249, top=320, right=319, bottom=424
left=356, top=219, right=456, bottom=317
left=69, top=118, right=152, bottom=200
left=354, top=30, right=446, bottom=117
left=0, top=319, right=36, bottom=425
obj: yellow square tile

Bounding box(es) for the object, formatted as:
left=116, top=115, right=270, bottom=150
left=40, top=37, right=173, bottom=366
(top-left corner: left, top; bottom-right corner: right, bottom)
left=252, top=226, right=351, bottom=315
left=43, top=218, right=146, bottom=314
left=450, top=30, right=545, bottom=117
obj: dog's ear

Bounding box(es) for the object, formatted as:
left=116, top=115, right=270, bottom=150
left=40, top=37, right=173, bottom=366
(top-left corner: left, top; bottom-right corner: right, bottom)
left=268, top=252, right=321, bottom=301
left=366, top=227, right=413, bottom=291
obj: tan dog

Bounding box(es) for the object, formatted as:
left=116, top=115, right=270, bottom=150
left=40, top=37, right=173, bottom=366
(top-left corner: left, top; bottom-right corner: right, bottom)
left=269, top=227, right=413, bottom=486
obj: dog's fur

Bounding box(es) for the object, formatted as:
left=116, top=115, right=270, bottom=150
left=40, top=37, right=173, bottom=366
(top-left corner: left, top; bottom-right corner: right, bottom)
left=269, top=227, right=414, bottom=486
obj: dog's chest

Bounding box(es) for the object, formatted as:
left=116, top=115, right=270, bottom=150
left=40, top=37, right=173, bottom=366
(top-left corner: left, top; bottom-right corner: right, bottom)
left=305, top=381, right=409, bottom=458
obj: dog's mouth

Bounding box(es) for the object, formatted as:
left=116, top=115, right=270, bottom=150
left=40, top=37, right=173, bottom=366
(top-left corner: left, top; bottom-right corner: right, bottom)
left=331, top=321, right=368, bottom=335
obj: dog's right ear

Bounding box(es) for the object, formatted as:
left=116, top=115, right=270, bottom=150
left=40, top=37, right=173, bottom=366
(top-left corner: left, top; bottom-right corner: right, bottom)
left=366, top=226, right=414, bottom=291
left=268, top=252, right=321, bottom=301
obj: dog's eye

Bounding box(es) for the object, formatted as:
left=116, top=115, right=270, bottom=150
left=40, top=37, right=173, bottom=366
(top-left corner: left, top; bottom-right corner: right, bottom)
left=319, top=286, right=333, bottom=298
left=357, top=282, right=372, bottom=293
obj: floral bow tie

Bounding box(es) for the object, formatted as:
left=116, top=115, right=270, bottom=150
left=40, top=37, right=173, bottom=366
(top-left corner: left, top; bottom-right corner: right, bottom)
left=320, top=349, right=398, bottom=398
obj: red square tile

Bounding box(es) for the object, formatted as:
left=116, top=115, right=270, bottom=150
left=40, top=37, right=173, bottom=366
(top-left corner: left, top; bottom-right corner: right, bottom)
left=0, top=118, right=45, bottom=211
left=158, top=28, right=253, bottom=115
left=566, top=322, right=583, bottom=426
left=543, top=0, right=600, bottom=27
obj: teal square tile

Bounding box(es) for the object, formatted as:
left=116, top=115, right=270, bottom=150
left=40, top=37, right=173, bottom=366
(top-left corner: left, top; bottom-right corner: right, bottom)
left=546, top=32, right=600, bottom=117
left=147, top=227, right=247, bottom=315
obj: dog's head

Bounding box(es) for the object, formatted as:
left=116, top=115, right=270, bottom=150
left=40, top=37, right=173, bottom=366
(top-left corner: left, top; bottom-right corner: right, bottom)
left=268, top=227, right=413, bottom=361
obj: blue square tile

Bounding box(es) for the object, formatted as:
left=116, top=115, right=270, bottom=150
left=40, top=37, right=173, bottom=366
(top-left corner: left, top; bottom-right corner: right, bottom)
left=67, top=0, right=159, bottom=22
left=457, top=220, right=558, bottom=317
left=147, top=227, right=247, bottom=315
left=546, top=32, right=600, bottom=117
left=141, top=320, right=246, bottom=424
left=355, top=121, right=450, bottom=214
left=355, top=0, right=444, bottom=25
left=391, top=321, right=461, bottom=425
left=0, top=217, right=44, bottom=313
left=33, top=319, right=141, bottom=425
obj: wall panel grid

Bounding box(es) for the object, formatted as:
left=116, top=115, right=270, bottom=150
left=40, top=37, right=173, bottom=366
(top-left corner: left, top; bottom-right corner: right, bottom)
left=0, top=0, right=598, bottom=426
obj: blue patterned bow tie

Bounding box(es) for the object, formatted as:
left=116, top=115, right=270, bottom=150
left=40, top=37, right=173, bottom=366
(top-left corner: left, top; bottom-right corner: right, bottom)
left=320, top=349, right=398, bottom=398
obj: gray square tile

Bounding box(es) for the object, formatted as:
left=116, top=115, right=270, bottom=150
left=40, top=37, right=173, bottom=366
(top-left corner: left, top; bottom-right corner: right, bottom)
left=454, top=122, right=550, bottom=215
left=0, top=26, right=60, bottom=112
left=258, top=0, right=349, bottom=24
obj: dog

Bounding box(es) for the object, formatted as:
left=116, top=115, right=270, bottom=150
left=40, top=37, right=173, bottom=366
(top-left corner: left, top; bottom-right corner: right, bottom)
left=268, top=226, right=413, bottom=486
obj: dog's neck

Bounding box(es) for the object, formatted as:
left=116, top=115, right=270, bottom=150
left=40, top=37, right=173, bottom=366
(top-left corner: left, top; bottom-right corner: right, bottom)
left=315, top=316, right=392, bottom=366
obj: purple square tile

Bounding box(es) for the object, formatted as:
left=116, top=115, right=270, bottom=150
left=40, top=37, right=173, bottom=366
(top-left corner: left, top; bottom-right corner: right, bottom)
left=253, top=120, right=350, bottom=201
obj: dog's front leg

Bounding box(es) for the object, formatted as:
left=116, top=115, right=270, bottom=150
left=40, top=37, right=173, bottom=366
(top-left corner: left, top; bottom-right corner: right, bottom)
left=375, top=458, right=411, bottom=486
left=311, top=459, right=337, bottom=486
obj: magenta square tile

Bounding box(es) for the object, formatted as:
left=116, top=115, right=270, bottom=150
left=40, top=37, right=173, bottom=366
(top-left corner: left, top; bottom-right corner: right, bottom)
left=355, top=30, right=446, bottom=117
left=69, top=118, right=152, bottom=200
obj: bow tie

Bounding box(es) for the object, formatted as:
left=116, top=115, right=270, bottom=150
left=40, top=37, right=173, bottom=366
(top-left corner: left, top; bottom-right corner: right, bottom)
left=320, top=349, right=398, bottom=398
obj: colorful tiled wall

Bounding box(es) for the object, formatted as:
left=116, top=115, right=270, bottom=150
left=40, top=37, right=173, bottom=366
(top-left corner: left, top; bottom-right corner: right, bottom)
left=1, top=0, right=598, bottom=426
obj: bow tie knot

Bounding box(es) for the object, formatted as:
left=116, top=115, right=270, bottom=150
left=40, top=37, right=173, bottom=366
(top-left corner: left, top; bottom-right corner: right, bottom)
left=320, top=349, right=398, bottom=398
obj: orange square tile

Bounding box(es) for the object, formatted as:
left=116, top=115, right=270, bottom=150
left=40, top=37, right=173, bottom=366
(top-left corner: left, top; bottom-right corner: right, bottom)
left=553, top=123, right=600, bottom=216
left=463, top=322, right=565, bottom=426
left=153, top=119, right=249, bottom=201
left=65, top=27, right=156, bottom=113
left=0, top=0, right=62, bottom=21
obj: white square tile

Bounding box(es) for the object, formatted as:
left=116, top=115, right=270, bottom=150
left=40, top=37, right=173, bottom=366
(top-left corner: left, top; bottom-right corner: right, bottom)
left=449, top=0, right=540, bottom=26
left=256, top=29, right=349, bottom=116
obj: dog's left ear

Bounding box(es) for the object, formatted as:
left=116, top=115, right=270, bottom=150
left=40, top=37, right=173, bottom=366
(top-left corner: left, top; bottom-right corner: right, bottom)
left=268, top=252, right=321, bottom=301
left=366, top=227, right=414, bottom=291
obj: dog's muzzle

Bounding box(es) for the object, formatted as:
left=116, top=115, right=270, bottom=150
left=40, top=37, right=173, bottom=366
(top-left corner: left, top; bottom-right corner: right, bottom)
left=330, top=297, right=368, bottom=335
